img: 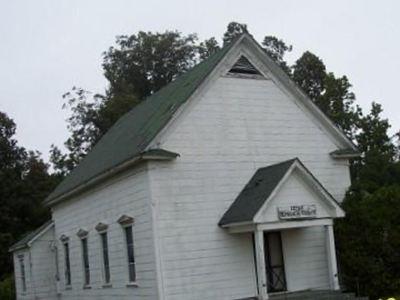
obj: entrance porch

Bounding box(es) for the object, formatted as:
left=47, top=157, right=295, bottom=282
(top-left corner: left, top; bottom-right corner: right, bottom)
left=219, top=159, right=347, bottom=300
left=252, top=220, right=339, bottom=299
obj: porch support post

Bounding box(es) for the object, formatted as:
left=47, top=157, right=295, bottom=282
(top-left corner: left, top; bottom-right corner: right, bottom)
left=255, top=227, right=268, bottom=300
left=325, top=224, right=340, bottom=290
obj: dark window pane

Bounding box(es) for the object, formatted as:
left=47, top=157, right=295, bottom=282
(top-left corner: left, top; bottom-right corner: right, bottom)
left=101, top=233, right=111, bottom=283
left=81, top=238, right=90, bottom=285
left=64, top=243, right=71, bottom=285
left=125, top=226, right=133, bottom=246
left=124, top=226, right=136, bottom=282
left=128, top=262, right=136, bottom=282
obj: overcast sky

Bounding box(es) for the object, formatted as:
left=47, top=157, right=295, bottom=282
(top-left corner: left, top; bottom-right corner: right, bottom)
left=1, top=0, right=399, bottom=161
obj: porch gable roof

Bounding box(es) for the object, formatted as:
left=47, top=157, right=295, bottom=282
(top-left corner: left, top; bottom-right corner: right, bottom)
left=9, top=220, right=54, bottom=252
left=219, top=159, right=296, bottom=226
left=219, top=158, right=344, bottom=227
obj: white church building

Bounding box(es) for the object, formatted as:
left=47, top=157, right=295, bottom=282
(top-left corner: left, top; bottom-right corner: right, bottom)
left=10, top=34, right=364, bottom=300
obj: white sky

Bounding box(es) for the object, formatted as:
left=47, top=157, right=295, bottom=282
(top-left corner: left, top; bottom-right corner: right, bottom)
left=1, top=0, right=399, bottom=160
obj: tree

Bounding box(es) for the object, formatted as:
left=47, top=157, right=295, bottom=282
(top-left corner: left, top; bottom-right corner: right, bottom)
left=292, top=51, right=326, bottom=101
left=262, top=36, right=292, bottom=74
left=290, top=39, right=400, bottom=300
left=50, top=87, right=140, bottom=175
left=335, top=101, right=400, bottom=298
left=351, top=102, right=397, bottom=192
left=223, top=21, right=248, bottom=45
left=198, top=37, right=221, bottom=60
left=319, top=73, right=360, bottom=138
left=393, top=132, right=400, bottom=161
left=51, top=31, right=206, bottom=173
left=53, top=23, right=269, bottom=174
left=336, top=185, right=400, bottom=299
left=0, top=275, right=14, bottom=300
left=292, top=52, right=360, bottom=138
left=103, top=31, right=202, bottom=100
left=0, top=111, right=58, bottom=279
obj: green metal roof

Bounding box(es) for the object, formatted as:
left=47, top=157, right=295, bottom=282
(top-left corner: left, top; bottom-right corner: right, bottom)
left=46, top=33, right=357, bottom=206
left=219, top=159, right=297, bottom=226
left=45, top=41, right=236, bottom=204
left=9, top=221, right=53, bottom=252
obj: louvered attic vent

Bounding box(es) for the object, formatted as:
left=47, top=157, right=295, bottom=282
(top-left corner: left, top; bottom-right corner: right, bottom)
left=229, top=56, right=261, bottom=75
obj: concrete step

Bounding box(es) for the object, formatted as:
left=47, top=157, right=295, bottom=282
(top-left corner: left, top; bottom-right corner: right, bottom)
left=269, top=290, right=368, bottom=300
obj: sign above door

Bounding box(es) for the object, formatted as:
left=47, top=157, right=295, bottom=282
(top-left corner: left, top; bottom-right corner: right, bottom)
left=277, top=204, right=317, bottom=220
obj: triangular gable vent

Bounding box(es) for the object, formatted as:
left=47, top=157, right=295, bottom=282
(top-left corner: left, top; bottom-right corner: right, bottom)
left=229, top=55, right=261, bottom=75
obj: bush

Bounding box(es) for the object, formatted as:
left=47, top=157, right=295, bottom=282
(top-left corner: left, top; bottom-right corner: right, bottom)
left=0, top=275, right=15, bottom=300
left=336, top=186, right=400, bottom=299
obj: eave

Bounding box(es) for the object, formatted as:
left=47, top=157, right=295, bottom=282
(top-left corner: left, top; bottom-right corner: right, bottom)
left=241, top=33, right=358, bottom=151
left=330, top=148, right=361, bottom=159
left=9, top=221, right=54, bottom=252
left=44, top=149, right=179, bottom=207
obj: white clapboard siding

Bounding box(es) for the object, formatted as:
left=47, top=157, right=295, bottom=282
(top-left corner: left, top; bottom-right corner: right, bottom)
left=51, top=165, right=158, bottom=300
left=13, top=249, right=32, bottom=300
left=282, top=226, right=330, bottom=291
left=13, top=226, right=58, bottom=300
left=29, top=226, right=57, bottom=299
left=148, top=75, right=351, bottom=299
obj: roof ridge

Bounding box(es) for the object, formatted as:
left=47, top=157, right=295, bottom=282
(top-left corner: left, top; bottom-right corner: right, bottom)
left=45, top=38, right=238, bottom=205
left=9, top=220, right=54, bottom=252
left=116, top=35, right=240, bottom=117
left=242, top=33, right=357, bottom=151
left=131, top=41, right=235, bottom=138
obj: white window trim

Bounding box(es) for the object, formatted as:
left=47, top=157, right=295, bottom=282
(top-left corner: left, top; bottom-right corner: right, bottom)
left=79, top=234, right=91, bottom=289
left=123, top=225, right=137, bottom=286
left=118, top=216, right=137, bottom=287
left=96, top=225, right=112, bottom=287
left=17, top=254, right=27, bottom=294
left=60, top=236, right=72, bottom=289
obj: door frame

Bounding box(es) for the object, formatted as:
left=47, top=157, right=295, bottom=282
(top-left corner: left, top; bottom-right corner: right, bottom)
left=264, top=231, right=287, bottom=293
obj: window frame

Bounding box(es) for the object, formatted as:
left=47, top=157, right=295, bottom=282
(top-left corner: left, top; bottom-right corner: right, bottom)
left=100, top=231, right=111, bottom=285
left=80, top=236, right=91, bottom=287
left=60, top=236, right=72, bottom=288
left=95, top=222, right=111, bottom=287
left=118, top=215, right=137, bottom=286
left=18, top=255, right=27, bottom=293
left=123, top=225, right=136, bottom=284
